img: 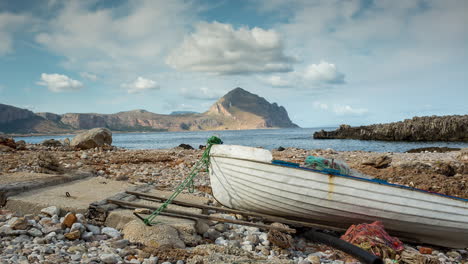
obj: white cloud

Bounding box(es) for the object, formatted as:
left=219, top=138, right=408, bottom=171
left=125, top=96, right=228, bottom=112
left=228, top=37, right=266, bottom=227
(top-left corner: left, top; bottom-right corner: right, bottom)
left=303, top=61, right=345, bottom=84
left=313, top=102, right=367, bottom=116
left=166, top=21, right=296, bottom=75
left=37, top=73, right=83, bottom=92
left=332, top=105, right=368, bottom=116
left=80, top=72, right=98, bottom=81
left=122, top=77, right=159, bottom=94
left=179, top=87, right=226, bottom=100
left=312, top=101, right=329, bottom=110
left=35, top=0, right=194, bottom=76
left=259, top=75, right=292, bottom=87
left=0, top=13, right=32, bottom=55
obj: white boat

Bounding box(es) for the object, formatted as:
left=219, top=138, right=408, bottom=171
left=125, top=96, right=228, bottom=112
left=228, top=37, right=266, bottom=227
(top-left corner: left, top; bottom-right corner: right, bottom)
left=209, top=144, right=468, bottom=248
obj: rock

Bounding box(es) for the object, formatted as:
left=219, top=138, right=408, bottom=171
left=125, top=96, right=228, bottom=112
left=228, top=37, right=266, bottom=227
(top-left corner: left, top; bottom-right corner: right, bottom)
left=82, top=231, right=94, bottom=240
left=100, top=253, right=119, bottom=264
left=0, top=144, right=14, bottom=152
left=362, top=155, right=392, bottom=168
left=15, top=140, right=26, bottom=150
left=434, top=162, right=456, bottom=176
left=40, top=206, right=60, bottom=217
left=63, top=138, right=71, bottom=146
left=195, top=220, right=210, bottom=235
left=71, top=128, right=112, bottom=150
left=62, top=213, right=77, bottom=228
left=70, top=222, right=86, bottom=233
left=418, top=247, right=433, bottom=254
left=178, top=143, right=194, bottom=150
left=10, top=217, right=29, bottom=230
left=122, top=220, right=185, bottom=249
left=86, top=224, right=101, bottom=235
left=277, top=146, right=285, bottom=151
left=307, top=255, right=321, bottom=264
left=313, top=115, right=468, bottom=141
left=446, top=251, right=462, bottom=261
left=457, top=148, right=468, bottom=162
left=28, top=228, right=43, bottom=237
left=111, top=239, right=130, bottom=249
left=267, top=223, right=293, bottom=249
left=214, top=223, right=227, bottom=232
left=203, top=228, right=221, bottom=241
left=41, top=139, right=62, bottom=147
left=64, top=230, right=81, bottom=240
left=43, top=223, right=62, bottom=234
left=102, top=227, right=121, bottom=239
left=0, top=135, right=16, bottom=148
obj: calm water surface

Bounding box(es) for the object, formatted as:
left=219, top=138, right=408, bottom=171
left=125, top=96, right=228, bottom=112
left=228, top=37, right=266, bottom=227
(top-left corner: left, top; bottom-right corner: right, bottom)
left=14, top=128, right=468, bottom=153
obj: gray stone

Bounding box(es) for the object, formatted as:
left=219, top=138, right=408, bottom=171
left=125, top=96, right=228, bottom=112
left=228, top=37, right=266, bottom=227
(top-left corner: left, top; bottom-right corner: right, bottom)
left=27, top=228, right=43, bottom=237
left=41, top=206, right=60, bottom=217
left=203, top=228, right=221, bottom=241
left=100, top=253, right=119, bottom=264
left=86, top=224, right=101, bottom=235
left=70, top=223, right=86, bottom=233
left=101, top=227, right=121, bottom=239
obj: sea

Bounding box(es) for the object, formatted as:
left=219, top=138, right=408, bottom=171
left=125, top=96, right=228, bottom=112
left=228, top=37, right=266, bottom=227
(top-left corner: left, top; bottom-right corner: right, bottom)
left=14, top=128, right=468, bottom=153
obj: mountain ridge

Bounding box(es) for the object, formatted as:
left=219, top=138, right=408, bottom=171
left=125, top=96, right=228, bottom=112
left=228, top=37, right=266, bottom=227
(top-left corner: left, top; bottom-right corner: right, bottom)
left=0, top=88, right=298, bottom=134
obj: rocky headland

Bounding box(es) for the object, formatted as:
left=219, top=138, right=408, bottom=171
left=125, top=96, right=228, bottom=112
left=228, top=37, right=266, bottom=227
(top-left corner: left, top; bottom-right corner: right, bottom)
left=0, top=88, right=298, bottom=134
left=314, top=115, right=468, bottom=142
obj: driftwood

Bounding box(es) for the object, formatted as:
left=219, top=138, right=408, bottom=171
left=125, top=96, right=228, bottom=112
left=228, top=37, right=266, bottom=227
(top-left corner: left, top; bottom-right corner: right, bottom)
left=126, top=191, right=343, bottom=232
left=107, top=199, right=296, bottom=234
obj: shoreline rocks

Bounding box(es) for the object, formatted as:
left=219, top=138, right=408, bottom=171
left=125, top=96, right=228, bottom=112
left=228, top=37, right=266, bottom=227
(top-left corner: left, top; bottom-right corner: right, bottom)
left=313, top=115, right=468, bottom=142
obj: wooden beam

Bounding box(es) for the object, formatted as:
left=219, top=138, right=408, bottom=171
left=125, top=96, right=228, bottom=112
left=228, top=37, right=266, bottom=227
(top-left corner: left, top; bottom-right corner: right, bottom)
left=107, top=199, right=296, bottom=234
left=125, top=190, right=343, bottom=232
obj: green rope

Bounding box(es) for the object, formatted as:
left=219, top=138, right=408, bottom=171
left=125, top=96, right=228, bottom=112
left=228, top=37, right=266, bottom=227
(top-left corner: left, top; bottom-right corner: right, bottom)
left=142, top=136, right=222, bottom=225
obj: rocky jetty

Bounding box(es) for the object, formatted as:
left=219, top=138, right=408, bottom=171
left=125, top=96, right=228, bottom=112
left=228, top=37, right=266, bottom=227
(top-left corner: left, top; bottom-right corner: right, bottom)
left=0, top=88, right=298, bottom=134
left=314, top=115, right=468, bottom=142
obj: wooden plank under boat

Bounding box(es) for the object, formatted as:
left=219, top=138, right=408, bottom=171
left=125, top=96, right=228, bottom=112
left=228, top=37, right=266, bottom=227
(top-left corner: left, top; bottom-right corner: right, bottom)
left=209, top=144, right=468, bottom=248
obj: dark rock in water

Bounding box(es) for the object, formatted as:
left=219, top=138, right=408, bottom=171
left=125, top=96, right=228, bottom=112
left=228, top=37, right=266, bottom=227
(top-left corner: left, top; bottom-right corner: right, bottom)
left=277, top=146, right=285, bottom=151
left=313, top=115, right=468, bottom=142
left=178, top=144, right=194, bottom=150
left=405, top=147, right=461, bottom=153
left=198, top=145, right=205, bottom=150
left=42, top=139, right=63, bottom=147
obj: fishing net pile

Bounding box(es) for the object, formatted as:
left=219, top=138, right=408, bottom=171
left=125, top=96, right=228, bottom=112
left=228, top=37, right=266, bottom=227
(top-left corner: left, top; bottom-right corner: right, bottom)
left=340, top=221, right=404, bottom=259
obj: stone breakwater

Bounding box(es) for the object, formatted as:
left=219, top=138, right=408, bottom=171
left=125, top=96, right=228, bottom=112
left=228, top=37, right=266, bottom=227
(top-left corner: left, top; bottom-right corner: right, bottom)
left=314, top=115, right=468, bottom=141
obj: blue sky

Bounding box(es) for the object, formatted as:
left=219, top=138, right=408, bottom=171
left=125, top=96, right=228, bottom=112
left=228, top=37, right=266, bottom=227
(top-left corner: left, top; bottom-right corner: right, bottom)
left=0, top=0, right=467, bottom=127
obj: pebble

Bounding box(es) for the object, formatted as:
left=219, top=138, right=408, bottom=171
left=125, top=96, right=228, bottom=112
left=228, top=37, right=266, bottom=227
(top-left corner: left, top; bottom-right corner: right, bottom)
left=40, top=206, right=60, bottom=217
left=101, top=227, right=121, bottom=239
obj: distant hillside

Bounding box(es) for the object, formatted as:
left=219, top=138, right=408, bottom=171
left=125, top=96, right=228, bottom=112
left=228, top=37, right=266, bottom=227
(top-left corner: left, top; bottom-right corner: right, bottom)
left=170, top=111, right=199, bottom=115
left=314, top=115, right=468, bottom=142
left=0, top=88, right=298, bottom=134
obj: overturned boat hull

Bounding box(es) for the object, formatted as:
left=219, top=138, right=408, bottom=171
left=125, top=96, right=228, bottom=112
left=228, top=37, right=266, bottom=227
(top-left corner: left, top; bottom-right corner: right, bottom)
left=209, top=145, right=468, bottom=248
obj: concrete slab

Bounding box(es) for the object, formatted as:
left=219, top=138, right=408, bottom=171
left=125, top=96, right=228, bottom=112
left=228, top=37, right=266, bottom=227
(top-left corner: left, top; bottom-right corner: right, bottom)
left=4, top=176, right=133, bottom=215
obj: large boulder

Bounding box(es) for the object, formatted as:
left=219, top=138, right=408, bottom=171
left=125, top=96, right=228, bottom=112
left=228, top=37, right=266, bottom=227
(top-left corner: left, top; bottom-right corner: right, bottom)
left=71, top=128, right=112, bottom=150
left=122, top=220, right=185, bottom=249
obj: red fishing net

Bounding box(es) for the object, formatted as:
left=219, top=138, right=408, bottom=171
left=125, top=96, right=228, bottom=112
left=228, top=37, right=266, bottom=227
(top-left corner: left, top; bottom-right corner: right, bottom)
left=340, top=221, right=404, bottom=259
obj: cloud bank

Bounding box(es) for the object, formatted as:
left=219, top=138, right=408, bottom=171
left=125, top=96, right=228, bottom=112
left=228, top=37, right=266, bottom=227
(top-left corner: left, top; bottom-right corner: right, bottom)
left=167, top=22, right=296, bottom=75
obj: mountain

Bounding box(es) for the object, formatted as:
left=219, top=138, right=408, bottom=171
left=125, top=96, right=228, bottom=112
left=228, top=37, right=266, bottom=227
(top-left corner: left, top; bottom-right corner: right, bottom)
left=0, top=88, right=298, bottom=134
left=313, top=115, right=468, bottom=142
